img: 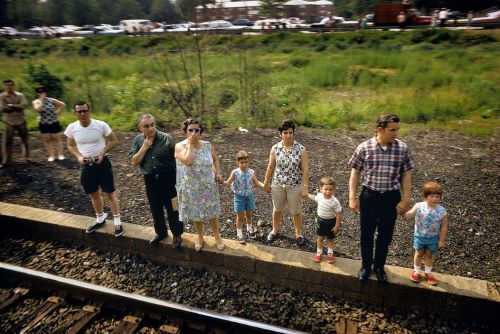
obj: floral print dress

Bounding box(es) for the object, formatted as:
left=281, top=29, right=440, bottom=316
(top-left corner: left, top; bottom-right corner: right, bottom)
left=176, top=141, right=221, bottom=222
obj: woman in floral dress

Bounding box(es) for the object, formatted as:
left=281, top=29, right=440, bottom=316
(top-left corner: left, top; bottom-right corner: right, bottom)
left=174, top=118, right=225, bottom=251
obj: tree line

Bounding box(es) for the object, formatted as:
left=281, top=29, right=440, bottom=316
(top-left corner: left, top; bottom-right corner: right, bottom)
left=0, top=0, right=497, bottom=28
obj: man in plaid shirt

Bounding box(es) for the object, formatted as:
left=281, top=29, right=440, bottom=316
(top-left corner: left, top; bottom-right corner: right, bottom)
left=348, top=114, right=414, bottom=283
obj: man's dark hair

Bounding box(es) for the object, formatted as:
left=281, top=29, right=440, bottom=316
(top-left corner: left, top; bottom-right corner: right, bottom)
left=376, top=114, right=400, bottom=129
left=73, top=100, right=89, bottom=110
left=278, top=119, right=296, bottom=133
left=3, top=79, right=14, bottom=85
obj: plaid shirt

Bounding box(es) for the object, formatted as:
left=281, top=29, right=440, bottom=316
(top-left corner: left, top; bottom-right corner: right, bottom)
left=348, top=137, right=414, bottom=192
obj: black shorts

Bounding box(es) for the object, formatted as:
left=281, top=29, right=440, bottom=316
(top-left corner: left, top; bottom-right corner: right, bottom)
left=80, top=156, right=116, bottom=194
left=39, top=122, right=62, bottom=134
left=316, top=216, right=336, bottom=240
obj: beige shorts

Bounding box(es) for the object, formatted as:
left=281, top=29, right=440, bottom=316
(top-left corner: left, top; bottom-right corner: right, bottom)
left=272, top=186, right=302, bottom=214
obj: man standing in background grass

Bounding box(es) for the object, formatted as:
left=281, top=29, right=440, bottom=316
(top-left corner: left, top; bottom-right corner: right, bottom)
left=0, top=79, right=29, bottom=168
left=348, top=114, right=414, bottom=283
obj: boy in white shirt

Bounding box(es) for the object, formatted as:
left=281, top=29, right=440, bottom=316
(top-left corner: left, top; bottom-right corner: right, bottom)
left=308, top=176, right=342, bottom=263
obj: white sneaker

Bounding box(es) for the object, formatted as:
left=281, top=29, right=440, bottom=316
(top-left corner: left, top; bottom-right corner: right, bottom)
left=48, top=157, right=55, bottom=162
left=58, top=155, right=66, bottom=160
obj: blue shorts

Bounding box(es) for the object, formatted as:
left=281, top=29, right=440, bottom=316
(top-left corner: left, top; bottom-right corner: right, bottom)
left=234, top=193, right=255, bottom=213
left=413, top=235, right=439, bottom=254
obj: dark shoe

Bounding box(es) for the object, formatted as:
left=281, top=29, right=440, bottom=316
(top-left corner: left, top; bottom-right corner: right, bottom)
left=375, top=268, right=388, bottom=283
left=358, top=268, right=371, bottom=281
left=85, top=221, right=105, bottom=234
left=114, top=225, right=124, bottom=237
left=267, top=232, right=277, bottom=242
left=237, top=235, right=246, bottom=244
left=149, top=234, right=167, bottom=244
left=296, top=236, right=305, bottom=246
left=172, top=235, right=182, bottom=249
left=248, top=228, right=257, bottom=239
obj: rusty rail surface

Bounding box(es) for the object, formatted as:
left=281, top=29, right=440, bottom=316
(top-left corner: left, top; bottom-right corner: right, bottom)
left=0, top=262, right=305, bottom=334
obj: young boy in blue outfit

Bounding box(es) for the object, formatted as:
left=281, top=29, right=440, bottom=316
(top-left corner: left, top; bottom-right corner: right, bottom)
left=223, top=150, right=264, bottom=243
left=404, top=182, right=448, bottom=285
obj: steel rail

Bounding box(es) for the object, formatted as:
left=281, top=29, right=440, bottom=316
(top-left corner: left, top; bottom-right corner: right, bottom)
left=0, top=262, right=305, bottom=334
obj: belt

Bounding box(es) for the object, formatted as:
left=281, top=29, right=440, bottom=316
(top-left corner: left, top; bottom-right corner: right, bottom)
left=362, top=186, right=399, bottom=195
left=145, top=172, right=169, bottom=179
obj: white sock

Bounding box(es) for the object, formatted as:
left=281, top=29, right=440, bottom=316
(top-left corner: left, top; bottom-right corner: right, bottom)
left=414, top=265, right=421, bottom=274
left=316, top=248, right=322, bottom=254
left=113, top=214, right=122, bottom=226
left=424, top=265, right=432, bottom=274
left=246, top=224, right=253, bottom=232
left=237, top=228, right=243, bottom=237
left=96, top=212, right=107, bottom=224
left=327, top=248, right=334, bottom=255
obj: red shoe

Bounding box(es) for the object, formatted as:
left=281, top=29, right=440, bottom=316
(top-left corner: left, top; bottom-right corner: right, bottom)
left=410, top=271, right=421, bottom=283
left=327, top=253, right=335, bottom=264
left=425, top=273, right=437, bottom=285
left=313, top=253, right=322, bottom=263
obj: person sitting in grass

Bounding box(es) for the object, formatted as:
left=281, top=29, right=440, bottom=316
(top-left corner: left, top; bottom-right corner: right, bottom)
left=404, top=182, right=448, bottom=285
left=307, top=176, right=342, bottom=264
left=223, top=150, right=264, bottom=244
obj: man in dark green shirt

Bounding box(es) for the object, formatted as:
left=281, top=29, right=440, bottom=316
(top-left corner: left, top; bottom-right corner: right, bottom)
left=129, top=114, right=183, bottom=248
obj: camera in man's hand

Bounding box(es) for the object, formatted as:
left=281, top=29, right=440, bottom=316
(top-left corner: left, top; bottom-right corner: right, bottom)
left=84, top=158, right=97, bottom=166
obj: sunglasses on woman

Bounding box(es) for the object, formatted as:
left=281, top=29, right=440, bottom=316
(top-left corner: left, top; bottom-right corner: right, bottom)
left=188, top=128, right=201, bottom=133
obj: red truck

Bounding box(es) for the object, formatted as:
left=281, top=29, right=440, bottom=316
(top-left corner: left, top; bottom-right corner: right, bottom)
left=374, top=3, right=431, bottom=26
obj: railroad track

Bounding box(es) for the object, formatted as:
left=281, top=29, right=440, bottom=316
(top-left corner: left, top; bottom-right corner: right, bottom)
left=0, top=262, right=307, bottom=334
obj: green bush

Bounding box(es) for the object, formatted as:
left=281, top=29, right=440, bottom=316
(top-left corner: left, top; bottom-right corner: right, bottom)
left=289, top=57, right=310, bottom=67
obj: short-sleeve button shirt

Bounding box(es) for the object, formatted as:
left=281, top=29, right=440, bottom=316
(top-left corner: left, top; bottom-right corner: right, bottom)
left=348, top=137, right=414, bottom=192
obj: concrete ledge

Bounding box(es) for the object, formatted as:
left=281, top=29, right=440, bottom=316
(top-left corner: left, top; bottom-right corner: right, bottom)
left=1, top=202, right=499, bottom=324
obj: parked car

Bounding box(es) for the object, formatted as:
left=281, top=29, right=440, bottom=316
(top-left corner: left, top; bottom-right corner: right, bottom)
left=471, top=10, right=500, bottom=27
left=232, top=18, right=255, bottom=26
left=310, top=16, right=358, bottom=29
left=195, top=20, right=245, bottom=31
left=447, top=11, right=467, bottom=19
left=119, top=19, right=154, bottom=33
left=250, top=19, right=283, bottom=30
left=280, top=17, right=309, bottom=28
left=167, top=23, right=196, bottom=32
left=151, top=24, right=171, bottom=33
left=0, top=27, right=18, bottom=37
left=96, top=26, right=125, bottom=35
left=21, top=26, right=56, bottom=38
left=50, top=26, right=76, bottom=36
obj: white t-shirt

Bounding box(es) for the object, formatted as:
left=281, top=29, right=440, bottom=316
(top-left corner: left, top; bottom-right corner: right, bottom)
left=315, top=193, right=342, bottom=219
left=64, top=119, right=112, bottom=158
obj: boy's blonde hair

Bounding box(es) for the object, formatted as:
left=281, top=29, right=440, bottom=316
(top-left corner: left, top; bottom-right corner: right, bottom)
left=236, top=150, right=249, bottom=161
left=422, top=182, right=443, bottom=197
left=320, top=176, right=335, bottom=188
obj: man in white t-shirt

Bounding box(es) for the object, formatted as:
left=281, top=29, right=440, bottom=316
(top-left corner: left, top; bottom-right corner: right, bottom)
left=64, top=101, right=124, bottom=237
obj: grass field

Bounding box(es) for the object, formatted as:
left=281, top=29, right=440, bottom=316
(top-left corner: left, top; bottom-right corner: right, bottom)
left=0, top=29, right=498, bottom=136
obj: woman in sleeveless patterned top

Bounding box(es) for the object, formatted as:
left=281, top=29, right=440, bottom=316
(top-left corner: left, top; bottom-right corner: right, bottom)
left=175, top=118, right=225, bottom=252
left=32, top=86, right=66, bottom=161
left=263, top=119, right=309, bottom=246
